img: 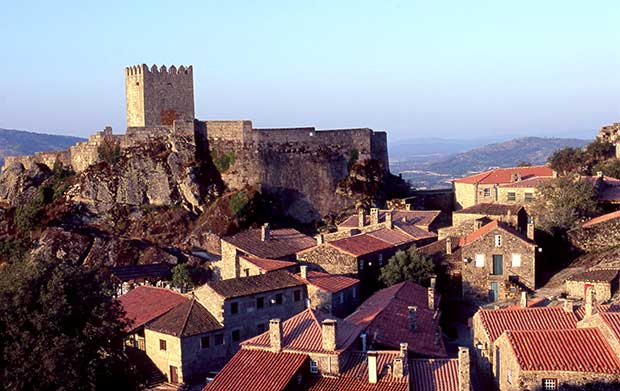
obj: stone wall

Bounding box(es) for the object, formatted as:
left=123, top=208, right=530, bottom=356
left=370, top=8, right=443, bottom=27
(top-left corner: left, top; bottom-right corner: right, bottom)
left=144, top=329, right=184, bottom=383
left=496, top=186, right=537, bottom=206
left=297, top=245, right=358, bottom=275
left=180, top=331, right=230, bottom=379
left=454, top=183, right=477, bottom=210
left=306, top=282, right=359, bottom=318
left=569, top=217, right=620, bottom=252
left=565, top=279, right=614, bottom=301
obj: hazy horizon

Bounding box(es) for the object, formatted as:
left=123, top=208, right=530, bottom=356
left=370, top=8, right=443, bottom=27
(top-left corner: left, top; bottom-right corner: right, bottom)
left=1, top=1, right=619, bottom=139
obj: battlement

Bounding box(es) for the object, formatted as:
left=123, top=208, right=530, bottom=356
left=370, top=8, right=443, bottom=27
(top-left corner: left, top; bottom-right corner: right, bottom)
left=125, top=64, right=193, bottom=76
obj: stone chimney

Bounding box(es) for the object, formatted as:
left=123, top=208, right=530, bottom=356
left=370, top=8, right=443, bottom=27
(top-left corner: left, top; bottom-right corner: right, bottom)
left=446, top=237, right=452, bottom=255
left=261, top=223, right=270, bottom=241
left=316, top=234, right=324, bottom=246
left=269, top=319, right=282, bottom=352
left=367, top=351, right=378, bottom=384
left=597, top=171, right=604, bottom=178
left=392, top=357, right=404, bottom=379
left=585, top=285, right=597, bottom=318
left=474, top=219, right=484, bottom=230
left=428, top=287, right=435, bottom=310
left=385, top=210, right=393, bottom=229
left=370, top=208, right=379, bottom=226
left=458, top=347, right=471, bottom=391
left=616, top=143, right=620, bottom=159
left=358, top=209, right=365, bottom=228
left=322, top=319, right=337, bottom=351
left=430, top=274, right=437, bottom=289
left=300, top=265, right=308, bottom=280
left=400, top=342, right=408, bottom=359
left=511, top=172, right=521, bottom=182
left=552, top=170, right=559, bottom=178
left=408, top=306, right=417, bottom=331
left=527, top=222, right=535, bottom=241
left=520, top=291, right=528, bottom=308
left=563, top=298, right=574, bottom=313
left=405, top=203, right=412, bottom=211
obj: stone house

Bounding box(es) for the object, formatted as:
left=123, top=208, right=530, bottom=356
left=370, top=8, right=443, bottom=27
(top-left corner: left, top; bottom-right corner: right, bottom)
left=194, top=270, right=307, bottom=363
left=337, top=207, right=442, bottom=234
left=296, top=228, right=419, bottom=294
left=297, top=265, right=360, bottom=318
left=418, top=237, right=464, bottom=299
left=577, top=286, right=620, bottom=355
left=451, top=203, right=528, bottom=232
left=570, top=210, right=620, bottom=252
left=459, top=220, right=536, bottom=303
left=218, top=223, right=316, bottom=280
left=237, top=255, right=297, bottom=277
left=565, top=268, right=619, bottom=301
left=452, top=165, right=554, bottom=210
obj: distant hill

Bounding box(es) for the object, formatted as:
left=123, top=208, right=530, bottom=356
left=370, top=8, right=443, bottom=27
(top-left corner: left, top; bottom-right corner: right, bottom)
left=0, top=128, right=84, bottom=167
left=392, top=137, right=589, bottom=189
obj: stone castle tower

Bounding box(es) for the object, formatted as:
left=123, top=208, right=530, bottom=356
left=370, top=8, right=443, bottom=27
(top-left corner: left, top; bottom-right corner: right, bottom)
left=125, top=64, right=195, bottom=127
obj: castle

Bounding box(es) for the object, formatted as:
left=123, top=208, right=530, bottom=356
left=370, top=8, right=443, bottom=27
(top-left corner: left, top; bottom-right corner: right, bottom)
left=2, top=64, right=389, bottom=221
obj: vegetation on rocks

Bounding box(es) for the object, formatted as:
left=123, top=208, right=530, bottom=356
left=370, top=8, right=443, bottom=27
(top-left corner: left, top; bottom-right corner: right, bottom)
left=212, top=150, right=236, bottom=173
left=548, top=138, right=615, bottom=176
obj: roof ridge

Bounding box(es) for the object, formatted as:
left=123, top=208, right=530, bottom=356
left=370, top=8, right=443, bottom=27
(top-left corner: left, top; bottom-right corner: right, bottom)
left=179, top=298, right=195, bottom=337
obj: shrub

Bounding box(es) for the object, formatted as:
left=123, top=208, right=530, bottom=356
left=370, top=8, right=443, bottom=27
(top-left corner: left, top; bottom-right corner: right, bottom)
left=379, top=245, right=435, bottom=287
left=98, top=139, right=122, bottom=165
left=229, top=190, right=248, bottom=216
left=213, top=150, right=236, bottom=173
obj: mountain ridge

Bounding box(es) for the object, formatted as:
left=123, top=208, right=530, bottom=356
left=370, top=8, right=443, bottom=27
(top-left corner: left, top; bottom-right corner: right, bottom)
left=0, top=128, right=85, bottom=167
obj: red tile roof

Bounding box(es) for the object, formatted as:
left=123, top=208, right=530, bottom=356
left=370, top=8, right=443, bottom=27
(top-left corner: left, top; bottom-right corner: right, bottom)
left=582, top=210, right=620, bottom=228
left=459, top=220, right=534, bottom=247
left=327, top=229, right=415, bottom=257
left=478, top=306, right=578, bottom=342
left=205, top=270, right=305, bottom=299
left=202, top=349, right=308, bottom=391
left=240, top=255, right=296, bottom=272
left=224, top=228, right=316, bottom=259
left=566, top=268, right=619, bottom=282
left=242, top=308, right=361, bottom=353
left=346, top=281, right=446, bottom=357
left=574, top=303, right=620, bottom=320
left=299, top=271, right=359, bottom=293
left=118, top=286, right=189, bottom=333
left=505, top=328, right=620, bottom=374
left=600, top=311, right=620, bottom=344
left=393, top=223, right=438, bottom=241
left=409, top=359, right=459, bottom=391
left=453, top=165, right=554, bottom=185
left=454, top=203, right=524, bottom=216
left=146, top=298, right=223, bottom=337
left=367, top=228, right=417, bottom=246
left=498, top=176, right=552, bottom=188
left=339, top=210, right=441, bottom=229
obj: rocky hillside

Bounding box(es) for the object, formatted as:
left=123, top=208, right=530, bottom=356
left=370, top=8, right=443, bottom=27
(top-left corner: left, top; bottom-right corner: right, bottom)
left=0, top=128, right=84, bottom=167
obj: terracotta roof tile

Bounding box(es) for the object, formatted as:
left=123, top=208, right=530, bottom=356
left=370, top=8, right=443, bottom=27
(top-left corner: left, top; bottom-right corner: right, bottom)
left=459, top=220, right=534, bottom=247
left=328, top=229, right=414, bottom=257
left=205, top=270, right=305, bottom=299
left=224, top=228, right=316, bottom=259
left=146, top=298, right=223, bottom=337
left=567, top=268, right=619, bottom=283
left=454, top=203, right=523, bottom=216
left=367, top=228, right=418, bottom=246
left=582, top=210, right=620, bottom=228
left=505, top=328, right=620, bottom=373
left=478, top=306, right=578, bottom=342
left=409, top=359, right=459, bottom=391
left=498, top=176, right=552, bottom=188
left=299, top=271, right=359, bottom=293
left=202, top=349, right=308, bottom=391
left=339, top=210, right=441, bottom=229
left=118, top=286, right=189, bottom=333
left=574, top=303, right=620, bottom=320
left=453, top=165, right=554, bottom=185
left=600, top=311, right=620, bottom=343
left=240, top=255, right=296, bottom=272
left=393, top=223, right=438, bottom=241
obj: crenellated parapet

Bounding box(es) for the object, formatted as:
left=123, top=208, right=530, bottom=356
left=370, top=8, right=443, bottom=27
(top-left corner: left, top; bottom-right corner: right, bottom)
left=125, top=64, right=193, bottom=76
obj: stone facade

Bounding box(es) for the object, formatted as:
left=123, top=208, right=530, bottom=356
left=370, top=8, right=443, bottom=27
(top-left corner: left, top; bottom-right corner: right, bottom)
left=304, top=280, right=359, bottom=318
left=565, top=278, right=617, bottom=302
left=496, top=186, right=538, bottom=206
left=145, top=329, right=184, bottom=383
left=569, top=215, right=620, bottom=252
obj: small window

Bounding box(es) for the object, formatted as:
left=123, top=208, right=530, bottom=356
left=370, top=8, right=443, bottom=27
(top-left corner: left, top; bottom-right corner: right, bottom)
left=475, top=254, right=485, bottom=268
left=215, top=334, right=224, bottom=346
left=483, top=188, right=491, bottom=197
left=244, top=268, right=250, bottom=277
left=309, top=359, right=319, bottom=374
left=524, top=192, right=534, bottom=203
left=294, top=290, right=301, bottom=302
left=352, top=286, right=357, bottom=298
left=494, top=235, right=502, bottom=247
left=257, top=323, right=266, bottom=333
left=135, top=82, right=140, bottom=86
left=201, top=336, right=210, bottom=349
left=511, top=253, right=521, bottom=267
left=507, top=192, right=516, bottom=202
left=256, top=297, right=264, bottom=309
left=358, top=259, right=364, bottom=271
left=542, top=379, right=557, bottom=390
left=159, top=339, right=167, bottom=351
left=338, top=292, right=344, bottom=304
left=378, top=253, right=383, bottom=266
left=275, top=293, right=283, bottom=305
left=230, top=302, right=239, bottom=315
left=231, top=330, right=240, bottom=342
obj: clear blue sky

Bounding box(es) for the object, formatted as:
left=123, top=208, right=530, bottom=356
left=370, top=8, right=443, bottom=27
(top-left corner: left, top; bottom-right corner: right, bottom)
left=1, top=0, right=619, bottom=140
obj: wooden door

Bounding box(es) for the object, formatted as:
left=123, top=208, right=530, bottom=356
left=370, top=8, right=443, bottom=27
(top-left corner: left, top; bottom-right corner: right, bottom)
left=170, top=366, right=179, bottom=383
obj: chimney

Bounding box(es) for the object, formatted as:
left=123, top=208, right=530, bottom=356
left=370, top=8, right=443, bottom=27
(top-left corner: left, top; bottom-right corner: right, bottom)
left=430, top=274, right=437, bottom=289
left=367, top=351, right=378, bottom=384
left=506, top=209, right=512, bottom=220
left=408, top=306, right=418, bottom=331
left=370, top=208, right=379, bottom=226
left=520, top=291, right=528, bottom=308
left=527, top=222, right=535, bottom=241
left=552, top=170, right=558, bottom=178
left=392, top=357, right=404, bottom=379
left=458, top=347, right=471, bottom=391
left=385, top=210, right=393, bottom=229
left=399, top=342, right=408, bottom=359
left=358, top=209, right=365, bottom=228
left=616, top=143, right=620, bottom=159
left=316, top=234, right=324, bottom=246
left=585, top=285, right=597, bottom=318
left=446, top=237, right=452, bottom=255
left=261, top=223, right=270, bottom=241
left=322, top=319, right=337, bottom=351
left=428, top=287, right=435, bottom=310
left=474, top=219, right=484, bottom=230
left=434, top=327, right=442, bottom=346
left=300, top=265, right=308, bottom=280
left=511, top=172, right=521, bottom=182
left=597, top=171, right=604, bottom=178
left=405, top=203, right=412, bottom=211
left=563, top=298, right=574, bottom=313
left=269, top=319, right=282, bottom=352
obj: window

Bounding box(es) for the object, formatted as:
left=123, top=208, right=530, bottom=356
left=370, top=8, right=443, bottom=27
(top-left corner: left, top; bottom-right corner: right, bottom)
left=256, top=297, right=264, bottom=309
left=231, top=330, right=240, bottom=342
left=378, top=254, right=383, bottom=266
left=507, top=192, right=516, bottom=202
left=524, top=192, right=534, bottom=203
left=542, top=379, right=557, bottom=390
left=201, top=336, right=210, bottom=349
left=230, top=302, right=239, bottom=315
left=492, top=255, right=503, bottom=275
left=507, top=368, right=512, bottom=384
left=159, top=339, right=167, bottom=351
left=511, top=253, right=521, bottom=267
left=257, top=323, right=266, bottom=333
left=214, top=334, right=224, bottom=346
left=309, top=359, right=319, bottom=374
left=244, top=268, right=250, bottom=277
left=352, top=286, right=357, bottom=298
left=475, top=254, right=485, bottom=268
left=494, top=235, right=502, bottom=247
left=359, top=259, right=364, bottom=270
left=483, top=188, right=491, bottom=197
left=338, top=292, right=344, bottom=304
left=294, top=290, right=301, bottom=302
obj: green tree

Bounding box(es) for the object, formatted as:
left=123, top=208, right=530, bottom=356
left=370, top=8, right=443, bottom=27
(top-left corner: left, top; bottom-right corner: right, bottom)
left=379, top=245, right=434, bottom=287
left=0, top=256, right=139, bottom=390
left=532, top=176, right=599, bottom=234
left=171, top=263, right=194, bottom=292
left=592, top=159, right=620, bottom=179
left=547, top=147, right=585, bottom=175
left=585, top=138, right=615, bottom=162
